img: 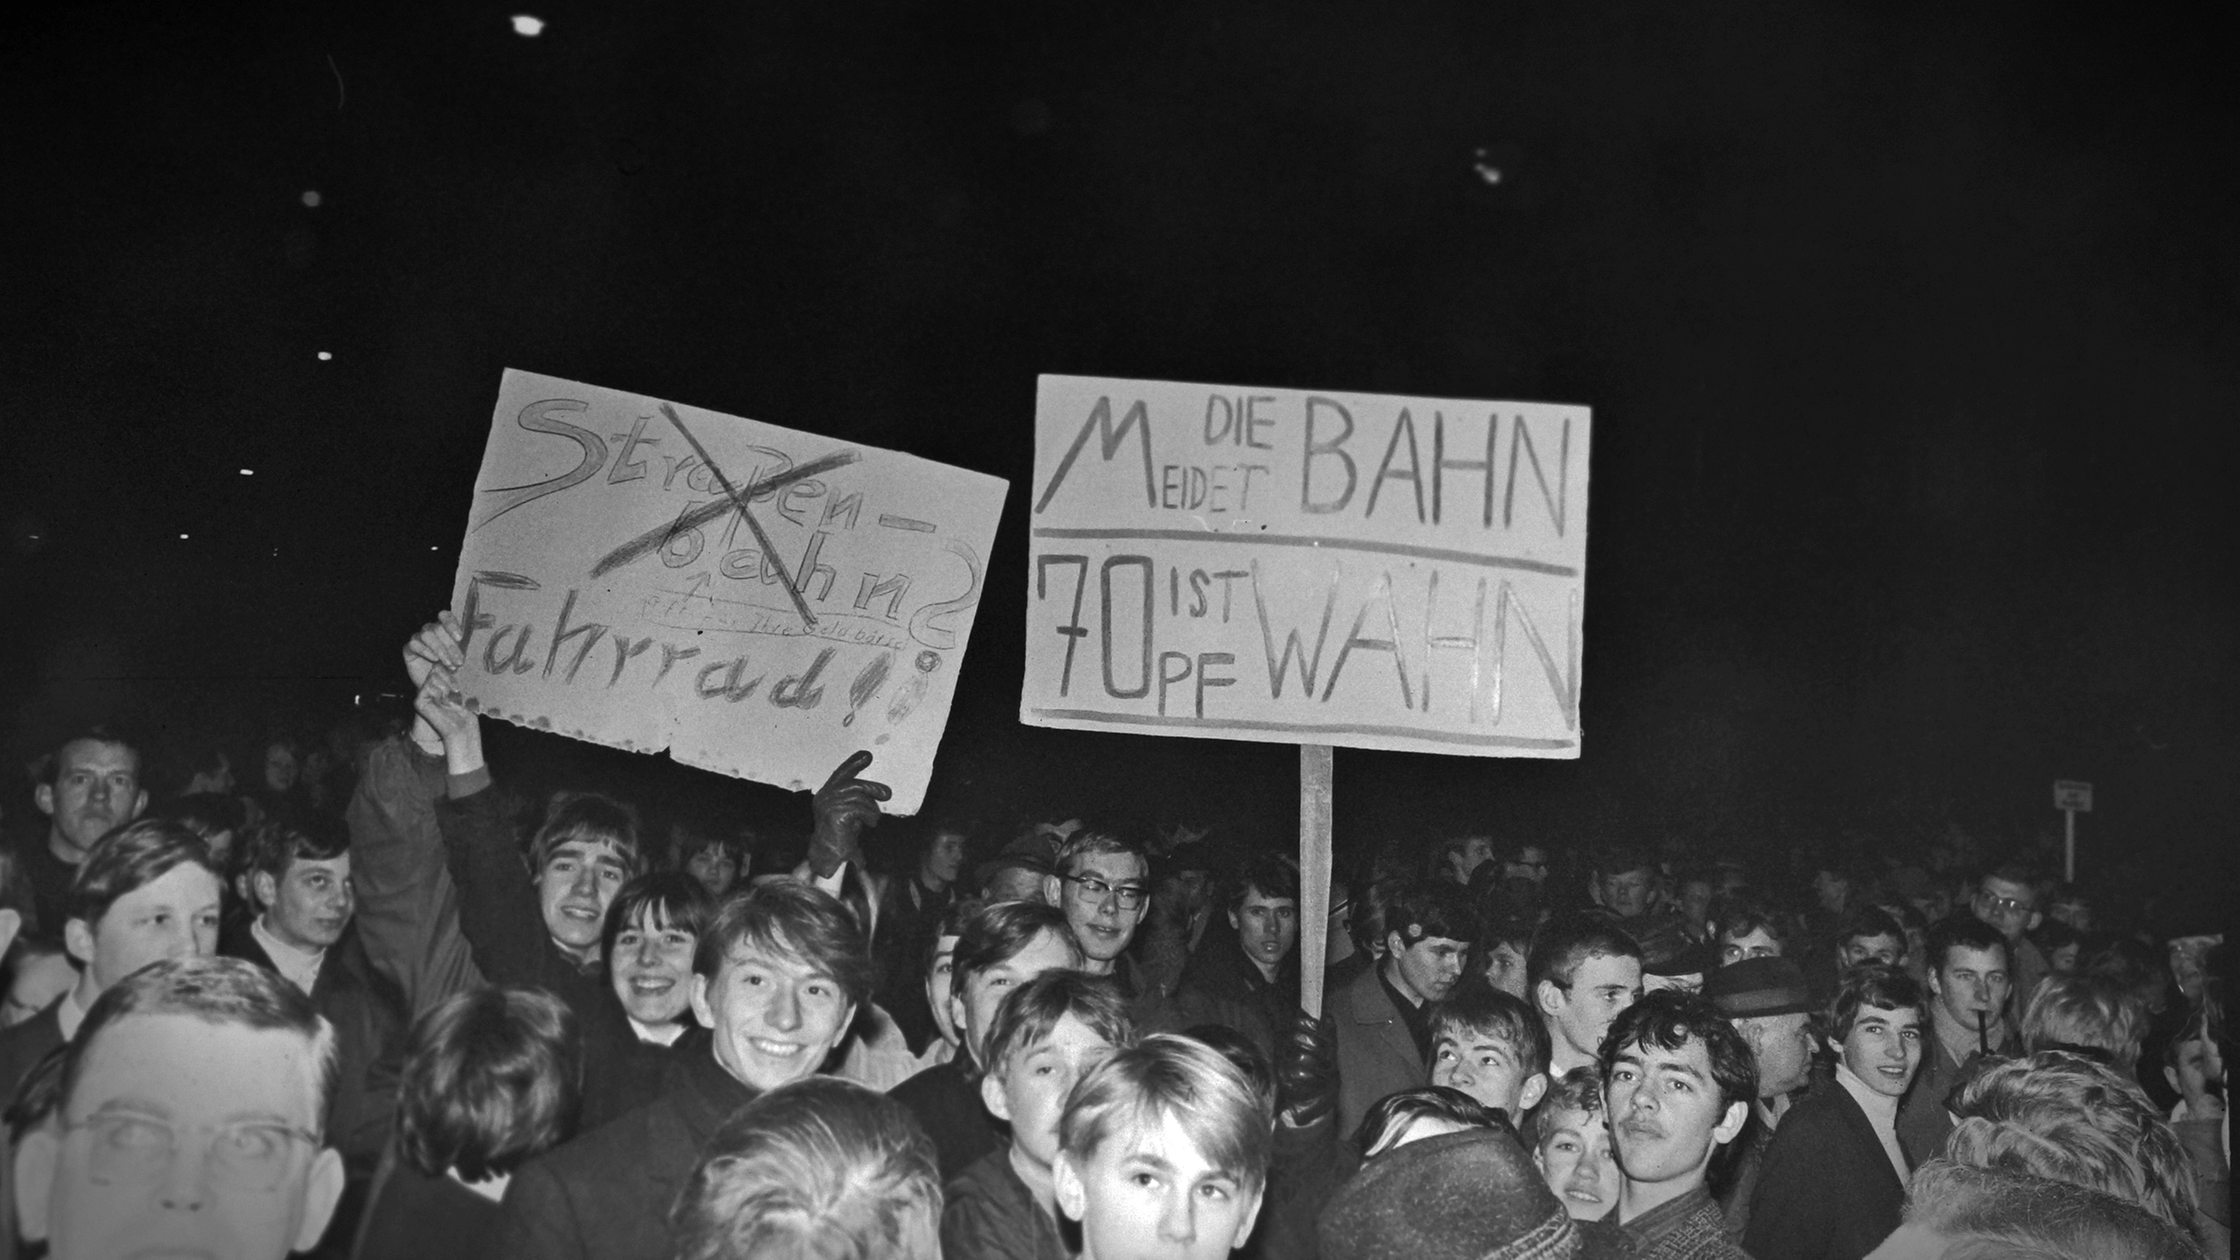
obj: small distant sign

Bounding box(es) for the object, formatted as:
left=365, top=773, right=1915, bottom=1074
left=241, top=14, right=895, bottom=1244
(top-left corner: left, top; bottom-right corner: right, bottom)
left=2054, top=780, right=2093, bottom=813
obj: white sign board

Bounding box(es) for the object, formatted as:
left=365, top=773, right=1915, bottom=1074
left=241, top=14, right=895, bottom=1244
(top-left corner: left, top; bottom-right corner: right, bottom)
left=1022, top=374, right=1590, bottom=756
left=449, top=369, right=1009, bottom=813
left=2054, top=780, right=2093, bottom=813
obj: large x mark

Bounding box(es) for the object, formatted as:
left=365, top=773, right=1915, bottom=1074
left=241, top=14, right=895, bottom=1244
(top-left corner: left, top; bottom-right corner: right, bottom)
left=587, top=403, right=859, bottom=629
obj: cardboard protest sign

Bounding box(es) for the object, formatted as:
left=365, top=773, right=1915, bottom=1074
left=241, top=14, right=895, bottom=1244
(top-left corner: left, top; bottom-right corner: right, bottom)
left=1023, top=374, right=1589, bottom=757
left=450, top=369, right=1008, bottom=813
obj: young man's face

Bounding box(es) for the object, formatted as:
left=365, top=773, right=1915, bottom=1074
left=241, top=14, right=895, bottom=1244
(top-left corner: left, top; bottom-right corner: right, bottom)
left=1971, top=876, right=2037, bottom=942
left=37, top=740, right=147, bottom=856
left=1055, top=1112, right=1263, bottom=1260
left=1535, top=1105, right=1620, bottom=1221
left=256, top=854, right=354, bottom=955
left=2166, top=1037, right=2225, bottom=1105
left=1719, top=927, right=1782, bottom=967
left=683, top=845, right=738, bottom=897
left=1604, top=1035, right=1747, bottom=1187
left=952, top=928, right=1080, bottom=1064
left=1740, top=1012, right=1815, bottom=1098
left=69, top=863, right=224, bottom=992
left=1430, top=1025, right=1548, bottom=1116
left=610, top=908, right=697, bottom=1027
left=1481, top=940, right=1529, bottom=998
left=923, top=831, right=968, bottom=886
left=1447, top=836, right=1495, bottom=884
left=1050, top=851, right=1151, bottom=965
left=983, top=1013, right=1120, bottom=1171
left=1599, top=868, right=1655, bottom=919
left=17, top=1012, right=345, bottom=1260
left=537, top=838, right=630, bottom=957
left=1540, top=953, right=1643, bottom=1059
left=1840, top=932, right=1905, bottom=970
left=1928, top=945, right=2010, bottom=1034
left=1503, top=846, right=1550, bottom=885
left=1230, top=888, right=1297, bottom=976
left=1678, top=880, right=1716, bottom=926
left=690, top=939, right=855, bottom=1093
left=924, top=932, right=962, bottom=1046
left=1812, top=870, right=1851, bottom=913
left=1835, top=1004, right=1924, bottom=1099
left=264, top=744, right=300, bottom=793
left=1385, top=930, right=1469, bottom=1006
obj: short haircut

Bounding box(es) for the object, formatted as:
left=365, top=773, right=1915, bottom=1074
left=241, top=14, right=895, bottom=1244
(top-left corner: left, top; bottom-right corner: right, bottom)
left=1591, top=845, right=1656, bottom=880
left=65, top=817, right=219, bottom=929
left=1710, top=898, right=1789, bottom=951
left=671, top=1076, right=941, bottom=1260
left=1829, top=965, right=1927, bottom=1042
left=1926, top=916, right=2013, bottom=976
left=42, top=728, right=140, bottom=784
left=61, top=956, right=337, bottom=1128
left=950, top=899, right=1080, bottom=989
left=663, top=823, right=752, bottom=871
left=982, top=971, right=1133, bottom=1077
left=528, top=791, right=645, bottom=878
left=601, top=870, right=718, bottom=964
left=1944, top=1051, right=2200, bottom=1232
left=695, top=881, right=874, bottom=1010
left=1834, top=905, right=1906, bottom=950
left=1229, top=851, right=1299, bottom=910
left=240, top=811, right=351, bottom=884
left=153, top=791, right=246, bottom=843
left=1429, top=982, right=1552, bottom=1075
left=1385, top=880, right=1477, bottom=950
left=1349, top=876, right=1404, bottom=955
left=1528, top=914, right=1643, bottom=995
left=1053, top=825, right=1150, bottom=881
left=1597, top=989, right=1758, bottom=1114
left=1060, top=1033, right=1272, bottom=1194
left=2021, top=976, right=2144, bottom=1072
left=1355, top=1085, right=1500, bottom=1158
left=1978, top=864, right=2040, bottom=896
left=399, top=986, right=579, bottom=1180
left=1901, top=1160, right=2201, bottom=1260
left=1523, top=1064, right=1605, bottom=1148
left=1179, top=1023, right=1276, bottom=1118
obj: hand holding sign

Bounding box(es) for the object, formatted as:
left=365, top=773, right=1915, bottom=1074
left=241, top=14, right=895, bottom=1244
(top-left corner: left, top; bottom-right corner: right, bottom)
left=808, top=751, right=890, bottom=877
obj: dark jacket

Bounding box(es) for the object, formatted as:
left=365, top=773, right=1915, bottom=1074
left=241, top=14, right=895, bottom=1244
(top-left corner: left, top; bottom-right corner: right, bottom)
left=1173, top=931, right=1299, bottom=1064
left=1331, top=960, right=1428, bottom=1141
left=1894, top=1027, right=1977, bottom=1166
left=889, top=1055, right=1004, bottom=1180
left=1745, top=1076, right=1906, bottom=1260
left=221, top=920, right=407, bottom=1168
left=350, top=1148, right=503, bottom=1260
left=0, top=997, right=65, bottom=1114
left=494, top=1045, right=758, bottom=1260
left=940, top=1146, right=1070, bottom=1260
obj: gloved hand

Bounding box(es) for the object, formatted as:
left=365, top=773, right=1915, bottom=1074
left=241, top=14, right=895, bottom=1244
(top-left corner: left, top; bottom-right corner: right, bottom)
left=1275, top=1009, right=1339, bottom=1130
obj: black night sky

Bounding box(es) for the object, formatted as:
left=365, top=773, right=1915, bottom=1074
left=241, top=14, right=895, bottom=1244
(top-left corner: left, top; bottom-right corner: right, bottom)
left=3, top=1, right=2233, bottom=899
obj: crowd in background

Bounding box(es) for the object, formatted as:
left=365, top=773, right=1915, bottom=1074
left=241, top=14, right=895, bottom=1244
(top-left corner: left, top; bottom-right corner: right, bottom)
left=0, top=614, right=2226, bottom=1260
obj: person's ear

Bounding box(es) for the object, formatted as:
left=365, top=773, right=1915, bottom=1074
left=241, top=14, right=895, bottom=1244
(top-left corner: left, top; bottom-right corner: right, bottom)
left=0, top=909, right=20, bottom=963
left=1231, top=1185, right=1266, bottom=1249
left=252, top=871, right=279, bottom=913
left=1518, top=1070, right=1550, bottom=1114
left=1228, top=906, right=1242, bottom=933
left=15, top=1128, right=58, bottom=1241
left=981, top=1070, right=1013, bottom=1122
left=1043, top=874, right=1064, bottom=907
left=1053, top=1150, right=1089, bottom=1223
left=2027, top=910, right=2043, bottom=933
left=689, top=973, right=716, bottom=1029
left=33, top=782, right=56, bottom=819
left=1712, top=1098, right=1749, bottom=1146
left=1386, top=930, right=1407, bottom=960
left=293, top=1147, right=348, bottom=1252
left=64, top=917, right=96, bottom=969
left=2164, top=1064, right=2182, bottom=1095
left=129, top=787, right=149, bottom=823
left=1536, top=980, right=1564, bottom=1017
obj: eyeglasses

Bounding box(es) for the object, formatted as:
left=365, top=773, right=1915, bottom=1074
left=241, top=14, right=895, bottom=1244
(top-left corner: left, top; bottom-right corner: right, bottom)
left=1975, top=892, right=2033, bottom=916
left=1061, top=874, right=1148, bottom=912
left=1327, top=898, right=1354, bottom=920
left=66, top=1112, right=319, bottom=1193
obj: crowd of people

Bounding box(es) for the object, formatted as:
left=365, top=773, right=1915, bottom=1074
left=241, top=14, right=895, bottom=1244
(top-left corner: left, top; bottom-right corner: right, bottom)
left=0, top=610, right=2226, bottom=1260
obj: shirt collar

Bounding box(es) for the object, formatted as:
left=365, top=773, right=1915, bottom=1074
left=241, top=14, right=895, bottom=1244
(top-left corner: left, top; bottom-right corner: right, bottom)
left=1620, top=1185, right=1715, bottom=1250
left=251, top=917, right=327, bottom=993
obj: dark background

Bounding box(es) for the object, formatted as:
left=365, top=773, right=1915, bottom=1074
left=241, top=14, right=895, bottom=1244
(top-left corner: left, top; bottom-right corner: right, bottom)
left=3, top=1, right=2233, bottom=898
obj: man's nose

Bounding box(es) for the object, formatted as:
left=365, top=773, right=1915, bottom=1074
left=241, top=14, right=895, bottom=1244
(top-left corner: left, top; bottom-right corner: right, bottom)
left=766, top=984, right=802, bottom=1031
left=1157, top=1188, right=1197, bottom=1242
left=160, top=1135, right=211, bottom=1212
left=571, top=866, right=597, bottom=896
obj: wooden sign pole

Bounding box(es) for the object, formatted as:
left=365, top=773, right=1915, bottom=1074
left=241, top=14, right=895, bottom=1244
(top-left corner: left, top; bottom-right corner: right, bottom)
left=1298, top=743, right=1335, bottom=1019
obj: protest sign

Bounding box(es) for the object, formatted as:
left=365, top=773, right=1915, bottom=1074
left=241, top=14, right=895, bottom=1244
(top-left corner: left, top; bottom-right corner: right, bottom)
left=449, top=369, right=1008, bottom=813
left=1022, top=374, right=1590, bottom=757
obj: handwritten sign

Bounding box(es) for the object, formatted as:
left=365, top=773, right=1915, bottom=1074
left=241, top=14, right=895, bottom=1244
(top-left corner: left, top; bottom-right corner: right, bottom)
left=450, top=369, right=1008, bottom=812
left=1022, top=374, right=1589, bottom=757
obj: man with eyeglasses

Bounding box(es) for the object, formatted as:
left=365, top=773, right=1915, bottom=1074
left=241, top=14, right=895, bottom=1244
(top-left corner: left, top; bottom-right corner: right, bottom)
left=1969, top=864, right=2050, bottom=1011
left=12, top=955, right=347, bottom=1260
left=1041, top=828, right=1166, bottom=1025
